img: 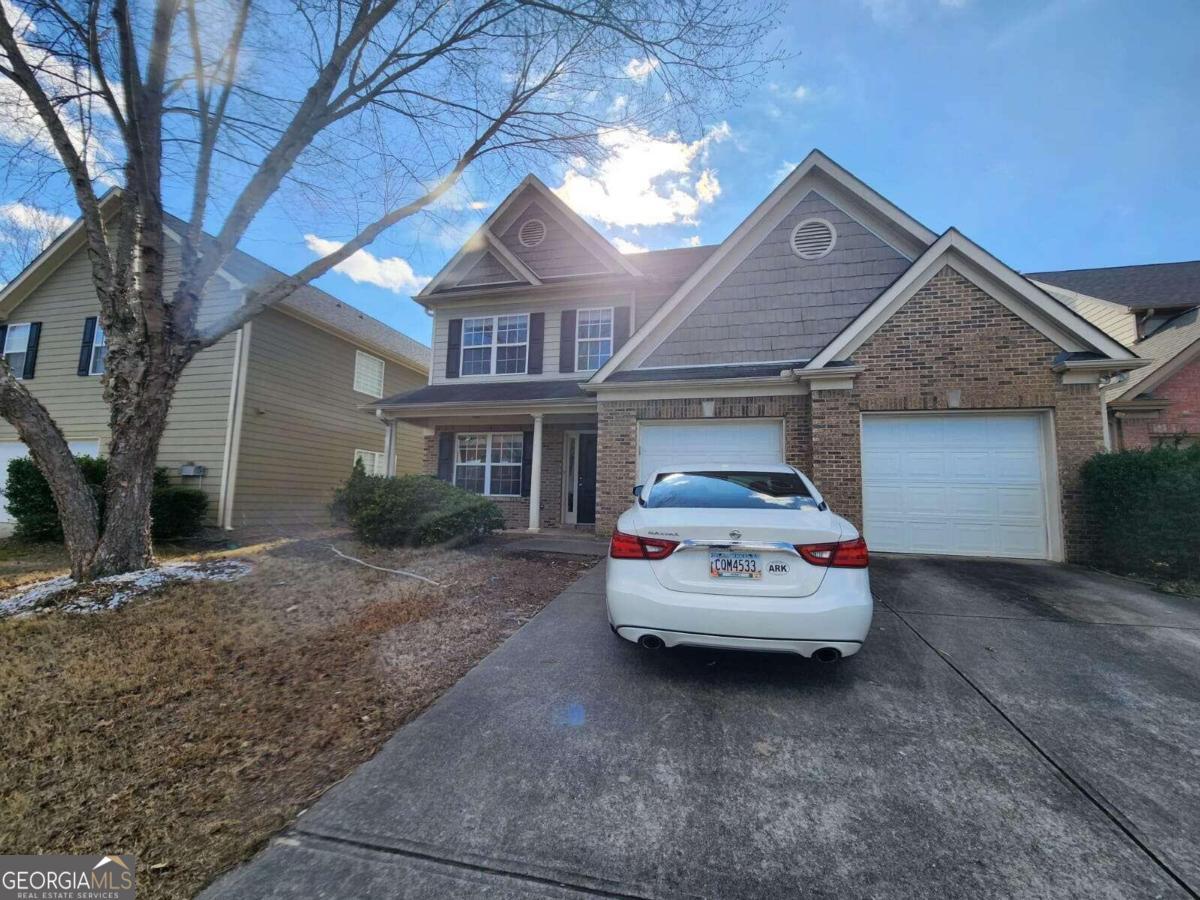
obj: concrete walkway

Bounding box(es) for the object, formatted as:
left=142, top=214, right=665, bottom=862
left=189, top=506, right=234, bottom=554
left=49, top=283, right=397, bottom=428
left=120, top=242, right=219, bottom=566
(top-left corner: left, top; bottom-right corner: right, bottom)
left=203, top=558, right=1200, bottom=899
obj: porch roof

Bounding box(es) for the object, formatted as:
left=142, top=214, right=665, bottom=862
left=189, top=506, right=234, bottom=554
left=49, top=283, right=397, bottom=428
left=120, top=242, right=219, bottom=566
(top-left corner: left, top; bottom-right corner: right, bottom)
left=603, top=360, right=809, bottom=383
left=374, top=378, right=591, bottom=409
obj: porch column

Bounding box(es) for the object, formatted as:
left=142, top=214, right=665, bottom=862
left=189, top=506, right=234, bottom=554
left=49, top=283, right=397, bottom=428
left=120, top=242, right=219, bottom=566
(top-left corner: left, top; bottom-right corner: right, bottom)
left=528, top=413, right=544, bottom=532
left=383, top=418, right=398, bottom=477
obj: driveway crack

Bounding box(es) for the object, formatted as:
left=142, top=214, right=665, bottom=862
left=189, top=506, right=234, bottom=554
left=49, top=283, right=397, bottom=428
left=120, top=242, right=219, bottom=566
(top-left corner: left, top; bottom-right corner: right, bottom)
left=876, top=594, right=1199, bottom=900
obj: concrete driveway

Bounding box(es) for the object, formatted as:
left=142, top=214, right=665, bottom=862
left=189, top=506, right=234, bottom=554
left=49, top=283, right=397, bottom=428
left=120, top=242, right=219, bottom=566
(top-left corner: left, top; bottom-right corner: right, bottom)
left=203, top=557, right=1200, bottom=899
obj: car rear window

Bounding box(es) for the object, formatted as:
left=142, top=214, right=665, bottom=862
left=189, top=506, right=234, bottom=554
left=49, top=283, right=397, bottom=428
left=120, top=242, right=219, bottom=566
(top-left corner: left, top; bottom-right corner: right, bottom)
left=645, top=471, right=816, bottom=510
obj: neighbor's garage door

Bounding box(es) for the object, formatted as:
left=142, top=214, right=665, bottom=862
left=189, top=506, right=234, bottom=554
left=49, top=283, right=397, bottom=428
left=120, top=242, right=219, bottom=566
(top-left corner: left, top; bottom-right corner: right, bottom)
left=637, top=420, right=784, bottom=483
left=0, top=440, right=100, bottom=523
left=861, top=414, right=1051, bottom=559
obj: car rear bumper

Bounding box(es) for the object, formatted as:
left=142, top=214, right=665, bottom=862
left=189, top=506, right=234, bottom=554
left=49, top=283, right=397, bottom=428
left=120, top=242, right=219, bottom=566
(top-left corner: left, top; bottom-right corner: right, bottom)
left=605, top=559, right=873, bottom=654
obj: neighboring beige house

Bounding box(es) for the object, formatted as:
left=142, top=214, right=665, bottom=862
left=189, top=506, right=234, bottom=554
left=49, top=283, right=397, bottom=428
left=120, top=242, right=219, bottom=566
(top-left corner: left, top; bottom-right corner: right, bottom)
left=0, top=210, right=430, bottom=531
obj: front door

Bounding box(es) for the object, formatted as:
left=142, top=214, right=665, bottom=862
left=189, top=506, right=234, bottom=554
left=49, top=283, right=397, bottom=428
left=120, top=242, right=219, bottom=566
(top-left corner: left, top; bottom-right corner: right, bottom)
left=576, top=433, right=597, bottom=525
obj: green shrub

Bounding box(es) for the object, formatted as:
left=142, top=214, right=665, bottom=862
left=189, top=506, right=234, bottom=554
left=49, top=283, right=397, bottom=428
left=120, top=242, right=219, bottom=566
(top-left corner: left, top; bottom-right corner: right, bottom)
left=6, top=456, right=206, bottom=542
left=341, top=473, right=505, bottom=547
left=330, top=456, right=377, bottom=524
left=150, top=487, right=209, bottom=540
left=1081, top=444, right=1200, bottom=579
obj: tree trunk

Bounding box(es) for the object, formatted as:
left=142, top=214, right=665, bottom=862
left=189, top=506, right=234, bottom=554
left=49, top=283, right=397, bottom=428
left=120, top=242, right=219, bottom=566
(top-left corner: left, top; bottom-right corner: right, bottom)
left=87, top=377, right=177, bottom=578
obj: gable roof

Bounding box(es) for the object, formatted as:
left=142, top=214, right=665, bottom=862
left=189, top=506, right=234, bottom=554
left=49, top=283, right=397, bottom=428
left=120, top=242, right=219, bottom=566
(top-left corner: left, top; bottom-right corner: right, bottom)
left=0, top=196, right=430, bottom=374
left=1108, top=306, right=1200, bottom=401
left=1026, top=260, right=1200, bottom=310
left=418, top=174, right=638, bottom=299
left=806, top=228, right=1139, bottom=369
left=590, top=149, right=939, bottom=382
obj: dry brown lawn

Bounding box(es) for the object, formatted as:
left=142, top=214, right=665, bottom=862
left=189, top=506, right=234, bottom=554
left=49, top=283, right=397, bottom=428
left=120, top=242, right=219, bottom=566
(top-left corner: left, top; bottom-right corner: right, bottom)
left=0, top=533, right=593, bottom=899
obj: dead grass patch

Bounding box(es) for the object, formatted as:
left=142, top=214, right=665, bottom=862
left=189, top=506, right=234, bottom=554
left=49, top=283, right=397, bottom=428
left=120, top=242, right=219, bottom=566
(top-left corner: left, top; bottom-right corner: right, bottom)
left=0, top=533, right=593, bottom=899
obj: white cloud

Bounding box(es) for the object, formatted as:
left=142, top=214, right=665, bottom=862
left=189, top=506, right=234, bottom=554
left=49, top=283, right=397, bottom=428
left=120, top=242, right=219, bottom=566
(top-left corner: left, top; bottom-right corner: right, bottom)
left=769, top=83, right=811, bottom=102
left=861, top=0, right=969, bottom=23
left=553, top=123, right=731, bottom=228
left=468, top=201, right=490, bottom=211
left=611, top=237, right=648, bottom=255
left=304, top=234, right=431, bottom=294
left=792, top=85, right=811, bottom=101
left=683, top=235, right=702, bottom=248
left=0, top=201, right=73, bottom=235
left=772, top=160, right=799, bottom=183
left=623, top=58, right=660, bottom=82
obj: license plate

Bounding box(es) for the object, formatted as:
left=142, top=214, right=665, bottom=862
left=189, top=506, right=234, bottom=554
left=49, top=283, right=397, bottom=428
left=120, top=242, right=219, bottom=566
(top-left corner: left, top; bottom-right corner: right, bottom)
left=709, top=551, right=761, bottom=579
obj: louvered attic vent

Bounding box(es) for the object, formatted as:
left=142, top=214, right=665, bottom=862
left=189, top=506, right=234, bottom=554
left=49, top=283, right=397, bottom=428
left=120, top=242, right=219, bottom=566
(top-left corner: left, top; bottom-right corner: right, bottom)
left=518, top=218, right=546, bottom=247
left=790, top=218, right=837, bottom=259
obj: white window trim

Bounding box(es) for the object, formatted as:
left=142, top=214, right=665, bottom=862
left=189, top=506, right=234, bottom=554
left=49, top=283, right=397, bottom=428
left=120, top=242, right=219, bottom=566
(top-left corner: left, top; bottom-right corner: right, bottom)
left=89, top=323, right=107, bottom=376
left=353, top=350, right=386, bottom=398
left=575, top=306, right=614, bottom=373
left=460, top=313, right=529, bottom=377
left=3, top=322, right=31, bottom=380
left=353, top=448, right=386, bottom=476
left=453, top=432, right=524, bottom=497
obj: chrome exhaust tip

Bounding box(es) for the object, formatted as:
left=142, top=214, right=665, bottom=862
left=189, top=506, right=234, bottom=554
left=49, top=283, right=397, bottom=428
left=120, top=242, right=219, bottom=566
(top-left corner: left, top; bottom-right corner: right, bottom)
left=638, top=634, right=665, bottom=650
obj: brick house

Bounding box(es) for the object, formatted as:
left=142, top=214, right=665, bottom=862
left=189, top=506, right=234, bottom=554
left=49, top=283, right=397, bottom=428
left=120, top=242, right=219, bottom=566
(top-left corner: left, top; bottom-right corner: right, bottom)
left=1029, top=262, right=1200, bottom=450
left=374, top=150, right=1147, bottom=562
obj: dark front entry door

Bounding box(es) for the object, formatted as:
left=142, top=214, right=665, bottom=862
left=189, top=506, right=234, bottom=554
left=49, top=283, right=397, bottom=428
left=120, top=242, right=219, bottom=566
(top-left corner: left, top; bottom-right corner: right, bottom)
left=576, top=433, right=597, bottom=525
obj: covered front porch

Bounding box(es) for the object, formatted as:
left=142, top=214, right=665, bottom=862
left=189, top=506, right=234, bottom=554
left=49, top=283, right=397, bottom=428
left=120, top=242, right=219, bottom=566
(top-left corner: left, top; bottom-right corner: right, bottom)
left=373, top=384, right=598, bottom=532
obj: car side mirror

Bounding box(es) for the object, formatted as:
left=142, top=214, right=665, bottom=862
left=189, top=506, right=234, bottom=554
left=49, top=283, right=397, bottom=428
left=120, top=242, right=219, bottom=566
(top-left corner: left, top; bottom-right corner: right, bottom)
left=632, top=484, right=643, bottom=498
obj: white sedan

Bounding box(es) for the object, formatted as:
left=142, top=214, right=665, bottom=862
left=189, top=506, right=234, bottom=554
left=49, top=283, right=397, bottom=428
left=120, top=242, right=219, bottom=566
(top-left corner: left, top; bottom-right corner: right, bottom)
left=606, top=464, right=872, bottom=661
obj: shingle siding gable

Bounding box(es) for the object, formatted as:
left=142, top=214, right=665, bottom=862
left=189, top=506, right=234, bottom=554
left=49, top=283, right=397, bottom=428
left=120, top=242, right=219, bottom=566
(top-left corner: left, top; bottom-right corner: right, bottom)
left=642, top=191, right=911, bottom=367
left=497, top=201, right=610, bottom=279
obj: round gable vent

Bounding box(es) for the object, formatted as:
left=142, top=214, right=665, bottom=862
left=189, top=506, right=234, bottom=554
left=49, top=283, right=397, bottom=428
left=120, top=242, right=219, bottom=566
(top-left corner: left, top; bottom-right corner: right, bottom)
left=790, top=218, right=837, bottom=259
left=518, top=218, right=546, bottom=247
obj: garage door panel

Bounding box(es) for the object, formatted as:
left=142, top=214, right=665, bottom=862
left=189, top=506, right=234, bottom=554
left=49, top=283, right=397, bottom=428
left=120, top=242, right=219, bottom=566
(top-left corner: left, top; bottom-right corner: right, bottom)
left=637, top=421, right=783, bottom=483
left=862, top=414, right=1050, bottom=560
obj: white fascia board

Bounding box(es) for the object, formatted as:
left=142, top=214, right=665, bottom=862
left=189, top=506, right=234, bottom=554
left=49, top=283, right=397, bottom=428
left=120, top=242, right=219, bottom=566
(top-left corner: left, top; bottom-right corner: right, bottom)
left=484, top=233, right=543, bottom=285
left=590, top=149, right=938, bottom=383
left=806, top=230, right=1138, bottom=370
left=160, top=224, right=244, bottom=291
left=371, top=399, right=597, bottom=419
left=519, top=177, right=641, bottom=277
left=586, top=375, right=807, bottom=401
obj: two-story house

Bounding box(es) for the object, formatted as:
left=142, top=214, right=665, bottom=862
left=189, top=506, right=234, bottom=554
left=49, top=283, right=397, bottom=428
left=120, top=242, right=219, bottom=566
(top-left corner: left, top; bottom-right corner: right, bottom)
left=0, top=200, right=430, bottom=531
left=373, top=150, right=1146, bottom=562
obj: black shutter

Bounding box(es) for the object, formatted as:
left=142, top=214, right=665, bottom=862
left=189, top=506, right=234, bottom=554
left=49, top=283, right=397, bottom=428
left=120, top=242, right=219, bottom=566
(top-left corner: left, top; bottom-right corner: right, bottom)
left=78, top=317, right=97, bottom=376
left=0, top=325, right=7, bottom=364
left=613, top=306, right=631, bottom=350
left=22, top=322, right=41, bottom=379
left=520, top=431, right=534, bottom=497
left=527, top=312, right=544, bottom=374
left=436, top=432, right=455, bottom=482
left=559, top=309, right=576, bottom=373
left=446, top=318, right=462, bottom=378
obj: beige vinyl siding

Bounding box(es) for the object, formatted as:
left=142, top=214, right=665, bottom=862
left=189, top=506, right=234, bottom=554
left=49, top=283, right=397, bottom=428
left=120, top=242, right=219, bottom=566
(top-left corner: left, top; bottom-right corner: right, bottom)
left=1034, top=282, right=1138, bottom=348
left=430, top=293, right=633, bottom=383
left=0, top=241, right=240, bottom=522
left=231, top=308, right=426, bottom=527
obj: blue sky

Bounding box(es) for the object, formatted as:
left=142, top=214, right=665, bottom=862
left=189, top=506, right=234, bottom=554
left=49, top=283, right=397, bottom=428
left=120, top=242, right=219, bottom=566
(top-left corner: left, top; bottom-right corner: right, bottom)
left=5, top=0, right=1199, bottom=347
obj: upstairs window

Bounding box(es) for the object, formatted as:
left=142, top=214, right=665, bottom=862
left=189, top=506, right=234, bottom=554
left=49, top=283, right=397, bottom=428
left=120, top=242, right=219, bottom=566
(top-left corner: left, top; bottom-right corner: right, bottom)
left=354, top=350, right=385, bottom=398
left=461, top=314, right=528, bottom=376
left=3, top=323, right=31, bottom=378
left=89, top=324, right=107, bottom=375
left=454, top=432, right=523, bottom=496
left=576, top=307, right=613, bottom=372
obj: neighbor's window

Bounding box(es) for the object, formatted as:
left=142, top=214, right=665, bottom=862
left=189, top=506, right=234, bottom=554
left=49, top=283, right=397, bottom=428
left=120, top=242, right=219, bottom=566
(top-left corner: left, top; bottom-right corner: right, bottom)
left=461, top=314, right=528, bottom=376
left=353, top=449, right=386, bottom=476
left=454, top=432, right=523, bottom=496
left=3, top=323, right=31, bottom=378
left=646, top=470, right=816, bottom=510
left=354, top=350, right=385, bottom=398
left=89, top=324, right=107, bottom=375
left=576, top=307, right=613, bottom=372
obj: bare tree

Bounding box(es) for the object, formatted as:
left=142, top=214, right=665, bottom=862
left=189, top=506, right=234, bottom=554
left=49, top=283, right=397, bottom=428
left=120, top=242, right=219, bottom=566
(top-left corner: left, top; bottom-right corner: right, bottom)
left=0, top=0, right=781, bottom=579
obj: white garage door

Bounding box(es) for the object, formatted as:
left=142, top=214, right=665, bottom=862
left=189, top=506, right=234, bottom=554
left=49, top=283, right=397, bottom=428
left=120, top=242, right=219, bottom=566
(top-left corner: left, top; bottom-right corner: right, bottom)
left=637, top=420, right=784, bottom=483
left=861, top=414, right=1051, bottom=559
left=0, top=439, right=100, bottom=523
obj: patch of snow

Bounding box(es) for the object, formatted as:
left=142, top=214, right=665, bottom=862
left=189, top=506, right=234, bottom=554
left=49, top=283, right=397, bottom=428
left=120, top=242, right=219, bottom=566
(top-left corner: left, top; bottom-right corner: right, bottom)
left=0, top=559, right=253, bottom=619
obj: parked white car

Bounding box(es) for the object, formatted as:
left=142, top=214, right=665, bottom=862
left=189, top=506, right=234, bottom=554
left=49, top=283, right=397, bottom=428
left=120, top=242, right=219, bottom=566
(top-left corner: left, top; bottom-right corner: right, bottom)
left=606, top=464, right=872, bottom=661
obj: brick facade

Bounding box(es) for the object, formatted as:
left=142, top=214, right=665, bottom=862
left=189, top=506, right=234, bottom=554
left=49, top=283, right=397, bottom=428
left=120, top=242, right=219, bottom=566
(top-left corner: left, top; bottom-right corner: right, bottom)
left=423, top=424, right=573, bottom=529
left=595, top=395, right=811, bottom=535
left=1113, top=355, right=1200, bottom=448
left=809, top=266, right=1105, bottom=561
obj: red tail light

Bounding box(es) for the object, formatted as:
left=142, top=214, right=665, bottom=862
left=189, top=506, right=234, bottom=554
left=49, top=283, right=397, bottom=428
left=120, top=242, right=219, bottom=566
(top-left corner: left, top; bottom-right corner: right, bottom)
left=609, top=529, right=678, bottom=560
left=796, top=536, right=869, bottom=568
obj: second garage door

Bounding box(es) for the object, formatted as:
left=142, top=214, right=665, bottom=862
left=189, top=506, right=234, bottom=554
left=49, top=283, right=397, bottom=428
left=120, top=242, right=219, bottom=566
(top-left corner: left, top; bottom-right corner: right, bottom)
left=861, top=413, right=1053, bottom=559
left=637, top=420, right=784, bottom=483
